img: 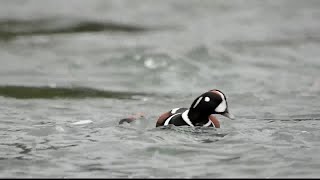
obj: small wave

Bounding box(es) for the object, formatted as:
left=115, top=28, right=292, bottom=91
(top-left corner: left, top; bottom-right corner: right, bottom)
left=0, top=85, right=149, bottom=99
left=222, top=36, right=320, bottom=48
left=0, top=143, right=32, bottom=154
left=0, top=18, right=165, bottom=40
left=236, top=113, right=320, bottom=122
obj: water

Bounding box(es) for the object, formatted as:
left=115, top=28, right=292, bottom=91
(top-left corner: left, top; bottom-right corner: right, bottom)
left=1, top=0, right=320, bottom=178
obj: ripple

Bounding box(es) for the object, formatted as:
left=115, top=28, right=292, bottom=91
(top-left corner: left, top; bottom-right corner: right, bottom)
left=0, top=143, right=32, bottom=154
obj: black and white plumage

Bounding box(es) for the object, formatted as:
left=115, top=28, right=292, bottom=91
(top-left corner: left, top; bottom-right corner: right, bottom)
left=119, top=89, right=234, bottom=128
left=156, top=89, right=234, bottom=128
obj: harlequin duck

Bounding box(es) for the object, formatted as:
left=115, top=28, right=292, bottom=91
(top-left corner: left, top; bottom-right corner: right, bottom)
left=119, top=89, right=234, bottom=128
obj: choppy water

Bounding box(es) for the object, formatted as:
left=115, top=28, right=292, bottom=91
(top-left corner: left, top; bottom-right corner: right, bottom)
left=1, top=0, right=320, bottom=178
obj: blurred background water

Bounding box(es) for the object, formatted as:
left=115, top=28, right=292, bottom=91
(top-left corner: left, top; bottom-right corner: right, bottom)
left=1, top=0, right=320, bottom=178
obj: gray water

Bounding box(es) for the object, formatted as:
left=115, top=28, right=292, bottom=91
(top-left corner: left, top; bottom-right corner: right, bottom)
left=1, top=0, right=320, bottom=178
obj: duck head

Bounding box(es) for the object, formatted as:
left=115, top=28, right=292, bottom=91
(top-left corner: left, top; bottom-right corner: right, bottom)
left=187, top=89, right=234, bottom=124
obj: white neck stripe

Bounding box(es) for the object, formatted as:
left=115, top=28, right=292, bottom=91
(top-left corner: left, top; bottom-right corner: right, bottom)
left=182, top=110, right=194, bottom=127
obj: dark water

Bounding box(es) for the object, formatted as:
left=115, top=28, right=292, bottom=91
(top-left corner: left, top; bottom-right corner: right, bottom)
left=1, top=0, right=320, bottom=178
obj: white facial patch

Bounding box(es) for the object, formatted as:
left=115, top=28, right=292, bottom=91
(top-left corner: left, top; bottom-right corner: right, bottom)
left=204, top=97, right=210, bottom=102
left=193, top=96, right=203, bottom=108
left=214, top=91, right=227, bottom=112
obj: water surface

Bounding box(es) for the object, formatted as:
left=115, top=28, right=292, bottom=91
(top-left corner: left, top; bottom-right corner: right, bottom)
left=1, top=0, right=320, bottom=178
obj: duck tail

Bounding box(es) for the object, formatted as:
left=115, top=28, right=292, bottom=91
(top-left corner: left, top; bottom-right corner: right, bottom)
left=118, top=112, right=145, bottom=125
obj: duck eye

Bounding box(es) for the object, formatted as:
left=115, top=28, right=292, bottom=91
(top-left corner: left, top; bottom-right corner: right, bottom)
left=204, top=97, right=210, bottom=102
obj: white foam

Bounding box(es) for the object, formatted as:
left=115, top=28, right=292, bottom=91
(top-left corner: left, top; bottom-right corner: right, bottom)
left=71, top=120, right=93, bottom=125
left=144, top=58, right=167, bottom=69
left=55, top=126, right=65, bottom=132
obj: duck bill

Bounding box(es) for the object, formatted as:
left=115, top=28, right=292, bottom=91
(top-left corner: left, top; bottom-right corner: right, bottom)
left=222, top=111, right=235, bottom=120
